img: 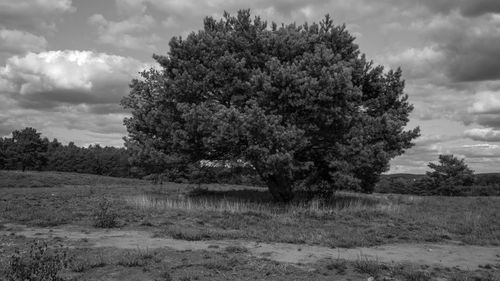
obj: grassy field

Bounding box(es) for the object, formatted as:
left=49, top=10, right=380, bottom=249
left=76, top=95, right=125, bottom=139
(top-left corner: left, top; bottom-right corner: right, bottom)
left=0, top=170, right=499, bottom=280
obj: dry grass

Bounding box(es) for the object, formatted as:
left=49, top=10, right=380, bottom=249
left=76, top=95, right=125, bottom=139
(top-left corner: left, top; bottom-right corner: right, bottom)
left=1, top=170, right=499, bottom=248
left=124, top=192, right=402, bottom=218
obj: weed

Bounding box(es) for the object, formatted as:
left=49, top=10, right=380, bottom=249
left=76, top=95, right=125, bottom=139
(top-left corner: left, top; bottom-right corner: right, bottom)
left=353, top=256, right=386, bottom=276
left=400, top=270, right=431, bottom=281
left=203, top=257, right=240, bottom=271
left=117, top=249, right=159, bottom=267
left=93, top=198, right=118, bottom=228
left=5, top=240, right=68, bottom=281
left=225, top=245, right=249, bottom=254
left=325, top=259, right=347, bottom=274
left=68, top=252, right=107, bottom=272
left=156, top=270, right=173, bottom=281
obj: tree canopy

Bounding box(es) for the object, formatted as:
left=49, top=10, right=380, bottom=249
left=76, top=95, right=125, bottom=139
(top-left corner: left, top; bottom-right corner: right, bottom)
left=122, top=10, right=420, bottom=201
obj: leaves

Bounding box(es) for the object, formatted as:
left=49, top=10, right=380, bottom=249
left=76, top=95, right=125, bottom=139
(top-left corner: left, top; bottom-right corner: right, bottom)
left=122, top=10, right=419, bottom=200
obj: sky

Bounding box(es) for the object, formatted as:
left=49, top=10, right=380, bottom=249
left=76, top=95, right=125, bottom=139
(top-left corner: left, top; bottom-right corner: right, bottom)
left=1, top=0, right=500, bottom=174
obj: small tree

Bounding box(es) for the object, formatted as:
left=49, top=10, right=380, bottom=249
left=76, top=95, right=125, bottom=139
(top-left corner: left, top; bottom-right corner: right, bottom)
left=0, top=137, right=8, bottom=169
left=11, top=127, right=49, bottom=171
left=425, top=154, right=474, bottom=195
left=122, top=10, right=419, bottom=202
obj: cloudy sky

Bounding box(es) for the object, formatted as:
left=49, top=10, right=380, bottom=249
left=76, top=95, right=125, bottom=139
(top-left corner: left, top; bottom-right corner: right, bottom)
left=1, top=0, right=500, bottom=174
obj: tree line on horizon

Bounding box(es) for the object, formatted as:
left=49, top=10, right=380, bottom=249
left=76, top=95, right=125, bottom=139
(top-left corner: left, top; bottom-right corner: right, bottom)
left=1, top=127, right=498, bottom=196
left=0, top=127, right=260, bottom=184
left=0, top=127, right=131, bottom=178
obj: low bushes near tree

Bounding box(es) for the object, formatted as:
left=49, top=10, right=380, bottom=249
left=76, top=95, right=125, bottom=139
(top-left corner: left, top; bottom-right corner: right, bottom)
left=4, top=240, right=68, bottom=281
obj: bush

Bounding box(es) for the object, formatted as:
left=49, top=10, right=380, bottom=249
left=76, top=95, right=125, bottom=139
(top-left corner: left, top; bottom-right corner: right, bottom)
left=5, top=240, right=68, bottom=281
left=93, top=198, right=118, bottom=228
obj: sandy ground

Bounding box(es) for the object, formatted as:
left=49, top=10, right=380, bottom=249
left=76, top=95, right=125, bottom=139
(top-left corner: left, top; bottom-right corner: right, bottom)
left=2, top=224, right=500, bottom=270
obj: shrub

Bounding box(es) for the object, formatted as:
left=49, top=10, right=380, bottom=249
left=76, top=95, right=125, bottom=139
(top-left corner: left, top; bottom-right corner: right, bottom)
left=93, top=198, right=118, bottom=228
left=5, top=240, right=68, bottom=281
left=353, top=257, right=386, bottom=276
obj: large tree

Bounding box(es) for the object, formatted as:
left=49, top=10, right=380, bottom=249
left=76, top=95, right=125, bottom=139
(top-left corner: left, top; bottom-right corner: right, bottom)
left=122, top=10, right=419, bottom=202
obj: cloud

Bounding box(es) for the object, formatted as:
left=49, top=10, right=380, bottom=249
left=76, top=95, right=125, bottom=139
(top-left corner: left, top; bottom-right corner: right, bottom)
left=88, top=13, right=160, bottom=50
left=383, top=45, right=446, bottom=80
left=469, top=91, right=500, bottom=114
left=388, top=0, right=500, bottom=17
left=464, top=128, right=500, bottom=142
left=466, top=90, right=500, bottom=129
left=0, top=106, right=128, bottom=146
left=0, top=0, right=75, bottom=31
left=0, top=29, right=47, bottom=56
left=0, top=50, right=147, bottom=110
left=411, top=12, right=500, bottom=82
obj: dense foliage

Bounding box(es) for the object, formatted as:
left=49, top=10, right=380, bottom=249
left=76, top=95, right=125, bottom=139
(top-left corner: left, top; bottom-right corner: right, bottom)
left=0, top=128, right=131, bottom=177
left=122, top=10, right=420, bottom=201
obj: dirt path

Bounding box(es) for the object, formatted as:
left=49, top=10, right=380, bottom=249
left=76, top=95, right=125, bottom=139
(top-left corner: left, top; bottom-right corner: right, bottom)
left=2, top=224, right=500, bottom=270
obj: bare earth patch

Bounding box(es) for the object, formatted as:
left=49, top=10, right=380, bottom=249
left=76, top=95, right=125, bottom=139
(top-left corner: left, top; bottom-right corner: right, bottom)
left=3, top=223, right=499, bottom=270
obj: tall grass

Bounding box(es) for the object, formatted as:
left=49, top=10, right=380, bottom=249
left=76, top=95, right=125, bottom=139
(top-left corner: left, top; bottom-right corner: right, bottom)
left=125, top=192, right=402, bottom=217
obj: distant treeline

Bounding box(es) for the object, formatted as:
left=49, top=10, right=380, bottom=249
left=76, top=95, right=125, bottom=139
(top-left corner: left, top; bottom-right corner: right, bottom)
left=376, top=173, right=500, bottom=196
left=0, top=128, right=132, bottom=178
left=0, top=127, right=261, bottom=184
left=1, top=128, right=499, bottom=196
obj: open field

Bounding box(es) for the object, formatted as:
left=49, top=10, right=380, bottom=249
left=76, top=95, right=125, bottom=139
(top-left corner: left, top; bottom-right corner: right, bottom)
left=1, top=170, right=500, bottom=280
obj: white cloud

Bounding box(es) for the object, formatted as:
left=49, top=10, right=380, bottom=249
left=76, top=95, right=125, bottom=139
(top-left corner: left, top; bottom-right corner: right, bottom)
left=464, top=128, right=500, bottom=142
left=383, top=45, right=446, bottom=80
left=469, top=91, right=500, bottom=114
left=0, top=50, right=147, bottom=108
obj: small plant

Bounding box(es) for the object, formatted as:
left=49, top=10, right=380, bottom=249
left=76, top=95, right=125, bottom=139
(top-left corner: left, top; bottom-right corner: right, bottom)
left=68, top=252, right=107, bottom=273
left=402, top=270, right=431, bottom=281
left=325, top=259, right=347, bottom=274
left=93, top=198, right=118, bottom=228
left=6, top=240, right=68, bottom=281
left=117, top=249, right=158, bottom=267
left=353, top=256, right=386, bottom=277
left=156, top=270, right=173, bottom=281
left=225, top=245, right=248, bottom=254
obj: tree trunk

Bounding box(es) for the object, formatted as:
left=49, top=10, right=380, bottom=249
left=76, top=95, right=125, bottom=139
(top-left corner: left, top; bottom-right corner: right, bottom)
left=265, top=174, right=294, bottom=203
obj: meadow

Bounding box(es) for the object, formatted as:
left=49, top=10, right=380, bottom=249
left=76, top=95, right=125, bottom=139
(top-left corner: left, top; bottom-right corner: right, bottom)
left=0, top=170, right=499, bottom=280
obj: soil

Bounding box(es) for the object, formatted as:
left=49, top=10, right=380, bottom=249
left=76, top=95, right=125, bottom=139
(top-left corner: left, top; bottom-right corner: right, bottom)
left=3, top=223, right=499, bottom=270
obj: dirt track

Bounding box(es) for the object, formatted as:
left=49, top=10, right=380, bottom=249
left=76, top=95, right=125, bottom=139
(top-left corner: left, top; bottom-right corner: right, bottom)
left=2, top=224, right=500, bottom=270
